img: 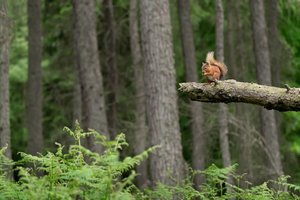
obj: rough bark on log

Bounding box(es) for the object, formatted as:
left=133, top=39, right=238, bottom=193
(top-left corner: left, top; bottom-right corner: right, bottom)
left=178, top=80, right=300, bottom=112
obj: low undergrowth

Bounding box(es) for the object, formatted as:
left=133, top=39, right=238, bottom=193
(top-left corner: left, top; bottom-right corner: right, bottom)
left=0, top=123, right=300, bottom=199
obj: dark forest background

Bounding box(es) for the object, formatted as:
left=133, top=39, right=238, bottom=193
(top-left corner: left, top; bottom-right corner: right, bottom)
left=1, top=0, right=300, bottom=197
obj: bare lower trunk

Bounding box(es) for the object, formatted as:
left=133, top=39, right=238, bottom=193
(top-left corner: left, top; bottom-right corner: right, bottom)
left=261, top=109, right=282, bottom=177
left=238, top=113, right=254, bottom=185
left=26, top=0, right=43, bottom=155
left=129, top=0, right=148, bottom=188
left=191, top=102, right=205, bottom=187
left=219, top=104, right=231, bottom=167
left=140, top=0, right=185, bottom=185
left=249, top=0, right=283, bottom=178
left=73, top=63, right=82, bottom=125
left=0, top=0, right=11, bottom=160
left=177, top=0, right=205, bottom=188
left=72, top=0, right=109, bottom=153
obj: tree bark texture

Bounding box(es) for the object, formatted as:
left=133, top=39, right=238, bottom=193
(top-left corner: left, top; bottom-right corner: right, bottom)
left=250, top=0, right=271, bottom=86
left=73, top=60, right=82, bottom=125
left=266, top=0, right=283, bottom=170
left=230, top=0, right=247, bottom=80
left=215, top=0, right=233, bottom=185
left=129, top=0, right=148, bottom=188
left=0, top=0, right=11, bottom=159
left=250, top=0, right=283, bottom=177
left=140, top=0, right=185, bottom=185
left=103, top=0, right=118, bottom=138
left=72, top=6, right=82, bottom=128
left=72, top=0, right=109, bottom=153
left=226, top=0, right=236, bottom=77
left=266, top=0, right=281, bottom=86
left=215, top=0, right=224, bottom=64
left=179, top=81, right=300, bottom=112
left=26, top=0, right=43, bottom=155
left=177, top=0, right=205, bottom=187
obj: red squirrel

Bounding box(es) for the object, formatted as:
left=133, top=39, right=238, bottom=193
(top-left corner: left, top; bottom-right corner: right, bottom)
left=202, top=51, right=228, bottom=83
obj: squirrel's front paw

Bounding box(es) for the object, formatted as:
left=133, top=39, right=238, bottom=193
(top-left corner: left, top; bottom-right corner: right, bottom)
left=213, top=79, right=220, bottom=85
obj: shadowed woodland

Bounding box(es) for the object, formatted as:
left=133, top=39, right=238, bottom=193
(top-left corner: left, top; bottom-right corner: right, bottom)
left=1, top=0, right=300, bottom=199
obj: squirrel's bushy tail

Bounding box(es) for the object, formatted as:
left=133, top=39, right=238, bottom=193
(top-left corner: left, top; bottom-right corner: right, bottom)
left=206, top=51, right=215, bottom=63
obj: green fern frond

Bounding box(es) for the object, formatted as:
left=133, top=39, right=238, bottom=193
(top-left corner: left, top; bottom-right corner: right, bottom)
left=2, top=123, right=300, bottom=199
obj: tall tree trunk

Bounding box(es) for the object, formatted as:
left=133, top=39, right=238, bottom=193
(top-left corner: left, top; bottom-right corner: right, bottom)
left=227, top=0, right=253, bottom=184
left=72, top=0, right=109, bottom=153
left=215, top=0, right=233, bottom=183
left=215, top=0, right=231, bottom=167
left=26, top=0, right=43, bottom=155
left=234, top=1, right=246, bottom=77
left=226, top=0, right=237, bottom=77
left=103, top=0, right=118, bottom=138
left=140, top=0, right=185, bottom=185
left=249, top=0, right=283, bottom=178
left=0, top=0, right=11, bottom=160
left=73, top=64, right=82, bottom=125
left=72, top=6, right=82, bottom=126
left=266, top=0, right=281, bottom=87
left=129, top=0, right=148, bottom=188
left=177, top=0, right=205, bottom=188
left=266, top=0, right=282, bottom=151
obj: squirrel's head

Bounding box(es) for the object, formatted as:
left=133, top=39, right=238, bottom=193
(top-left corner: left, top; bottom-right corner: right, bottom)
left=202, top=62, right=208, bottom=69
left=201, top=62, right=210, bottom=76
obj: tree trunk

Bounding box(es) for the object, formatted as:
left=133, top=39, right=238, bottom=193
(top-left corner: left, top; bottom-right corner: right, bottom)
left=73, top=62, right=82, bottom=125
left=266, top=0, right=281, bottom=87
left=215, top=0, right=232, bottom=172
left=0, top=0, right=11, bottom=160
left=26, top=0, right=43, bottom=155
left=266, top=0, right=283, bottom=155
left=227, top=0, right=253, bottom=184
left=129, top=0, right=148, bottom=188
left=177, top=0, right=205, bottom=188
left=249, top=0, right=283, bottom=178
left=103, top=0, right=118, bottom=138
left=140, top=0, right=185, bottom=185
left=72, top=4, right=82, bottom=126
left=226, top=0, right=236, bottom=76
left=72, top=0, right=109, bottom=153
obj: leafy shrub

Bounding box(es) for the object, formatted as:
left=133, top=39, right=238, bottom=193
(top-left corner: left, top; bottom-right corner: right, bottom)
left=0, top=122, right=156, bottom=200
left=1, top=123, right=300, bottom=199
left=145, top=164, right=300, bottom=200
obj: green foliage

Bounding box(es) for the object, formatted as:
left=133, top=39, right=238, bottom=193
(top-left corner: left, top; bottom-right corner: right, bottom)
left=279, top=0, right=300, bottom=86
left=8, top=0, right=28, bottom=83
left=278, top=0, right=300, bottom=184
left=5, top=0, right=300, bottom=198
left=145, top=164, right=300, bottom=200
left=1, top=124, right=300, bottom=199
left=0, top=123, right=157, bottom=200
left=7, top=1, right=28, bottom=156
left=196, top=164, right=300, bottom=200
